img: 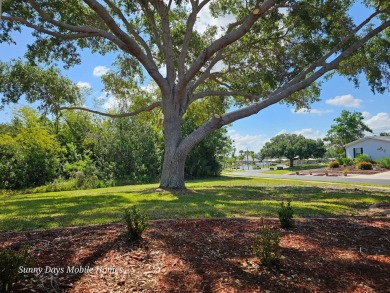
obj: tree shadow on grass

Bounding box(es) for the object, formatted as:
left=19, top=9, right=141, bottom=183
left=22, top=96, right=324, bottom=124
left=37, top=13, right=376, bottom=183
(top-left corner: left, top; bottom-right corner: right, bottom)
left=134, top=185, right=389, bottom=219
left=0, top=195, right=130, bottom=231
left=2, top=183, right=388, bottom=231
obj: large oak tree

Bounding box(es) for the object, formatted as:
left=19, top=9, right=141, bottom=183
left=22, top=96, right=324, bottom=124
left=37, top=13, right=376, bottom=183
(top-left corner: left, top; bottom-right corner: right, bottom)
left=0, top=0, right=389, bottom=188
left=260, top=133, right=325, bottom=167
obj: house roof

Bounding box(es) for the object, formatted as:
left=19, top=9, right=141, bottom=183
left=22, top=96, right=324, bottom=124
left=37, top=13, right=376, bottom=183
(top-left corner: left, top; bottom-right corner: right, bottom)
left=344, top=136, right=390, bottom=147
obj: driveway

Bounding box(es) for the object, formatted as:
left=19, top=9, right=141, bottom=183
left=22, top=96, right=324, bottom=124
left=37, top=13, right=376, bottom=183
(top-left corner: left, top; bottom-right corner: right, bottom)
left=227, top=169, right=390, bottom=185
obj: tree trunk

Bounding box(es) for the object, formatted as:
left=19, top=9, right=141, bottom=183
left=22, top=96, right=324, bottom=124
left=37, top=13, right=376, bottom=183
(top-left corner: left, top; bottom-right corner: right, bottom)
left=159, top=150, right=186, bottom=189
left=289, top=158, right=294, bottom=168
left=159, top=99, right=187, bottom=189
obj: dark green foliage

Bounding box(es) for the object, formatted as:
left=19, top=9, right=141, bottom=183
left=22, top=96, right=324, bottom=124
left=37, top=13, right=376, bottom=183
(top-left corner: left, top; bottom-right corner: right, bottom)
left=278, top=200, right=295, bottom=229
left=123, top=206, right=148, bottom=241
left=0, top=60, right=80, bottom=113
left=182, top=102, right=232, bottom=179
left=253, top=219, right=281, bottom=269
left=184, top=127, right=229, bottom=179
left=328, top=161, right=340, bottom=168
left=260, top=134, right=325, bottom=167
left=0, top=105, right=231, bottom=190
left=0, top=246, right=33, bottom=293
left=356, top=161, right=373, bottom=170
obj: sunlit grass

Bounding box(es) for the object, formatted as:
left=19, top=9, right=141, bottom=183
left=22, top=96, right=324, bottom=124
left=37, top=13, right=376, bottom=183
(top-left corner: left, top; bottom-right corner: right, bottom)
left=0, top=176, right=389, bottom=231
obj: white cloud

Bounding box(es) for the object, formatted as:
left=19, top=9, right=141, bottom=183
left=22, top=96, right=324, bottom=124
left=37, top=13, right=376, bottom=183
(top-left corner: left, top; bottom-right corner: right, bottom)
left=194, top=2, right=235, bottom=35
left=210, top=60, right=226, bottom=73
left=228, top=129, right=269, bottom=152
left=141, top=82, right=158, bottom=93
left=293, top=128, right=324, bottom=139
left=292, top=108, right=333, bottom=115
left=76, top=81, right=92, bottom=89
left=93, top=66, right=110, bottom=77
left=365, top=112, right=390, bottom=134
left=325, top=94, right=362, bottom=108
left=362, top=111, right=371, bottom=119
left=103, top=95, right=119, bottom=110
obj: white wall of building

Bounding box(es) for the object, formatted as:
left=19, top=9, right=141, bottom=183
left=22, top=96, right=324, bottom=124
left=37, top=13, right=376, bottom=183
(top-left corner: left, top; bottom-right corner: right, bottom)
left=345, top=139, right=390, bottom=161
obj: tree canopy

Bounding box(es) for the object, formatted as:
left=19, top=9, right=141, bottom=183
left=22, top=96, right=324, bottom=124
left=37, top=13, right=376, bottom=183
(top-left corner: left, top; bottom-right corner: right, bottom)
left=260, top=133, right=325, bottom=167
left=0, top=0, right=389, bottom=188
left=324, top=110, right=373, bottom=157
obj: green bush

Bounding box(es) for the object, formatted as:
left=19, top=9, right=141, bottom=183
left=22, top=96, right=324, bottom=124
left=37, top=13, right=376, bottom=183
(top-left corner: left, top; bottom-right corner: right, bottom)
left=354, top=154, right=372, bottom=164
left=278, top=200, right=294, bottom=229
left=356, top=161, right=373, bottom=170
left=328, top=161, right=339, bottom=168
left=0, top=246, right=33, bottom=293
left=253, top=219, right=281, bottom=269
left=123, top=206, right=148, bottom=241
left=378, top=157, right=390, bottom=169
left=337, top=157, right=353, bottom=166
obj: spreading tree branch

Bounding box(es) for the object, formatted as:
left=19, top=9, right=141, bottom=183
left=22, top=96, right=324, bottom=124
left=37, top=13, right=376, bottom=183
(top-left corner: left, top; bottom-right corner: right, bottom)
left=59, top=101, right=162, bottom=118
left=178, top=18, right=390, bottom=156
left=176, top=0, right=277, bottom=94
left=102, top=0, right=154, bottom=61
left=83, top=0, right=167, bottom=90
left=178, top=0, right=212, bottom=79
left=0, top=16, right=100, bottom=39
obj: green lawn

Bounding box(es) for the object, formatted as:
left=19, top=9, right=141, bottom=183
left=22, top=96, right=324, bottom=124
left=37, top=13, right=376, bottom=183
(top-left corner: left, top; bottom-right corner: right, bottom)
left=1, top=176, right=389, bottom=232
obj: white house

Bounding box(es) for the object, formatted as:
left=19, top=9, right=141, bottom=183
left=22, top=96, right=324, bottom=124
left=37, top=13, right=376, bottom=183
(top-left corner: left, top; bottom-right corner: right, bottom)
left=344, top=136, right=390, bottom=161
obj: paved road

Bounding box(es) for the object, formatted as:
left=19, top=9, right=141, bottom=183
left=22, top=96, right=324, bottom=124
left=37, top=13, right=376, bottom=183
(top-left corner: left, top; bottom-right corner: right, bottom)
left=227, top=169, right=390, bottom=185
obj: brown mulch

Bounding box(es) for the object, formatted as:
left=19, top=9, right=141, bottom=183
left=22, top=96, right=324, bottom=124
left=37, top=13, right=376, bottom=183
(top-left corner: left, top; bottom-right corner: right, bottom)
left=1, top=218, right=390, bottom=293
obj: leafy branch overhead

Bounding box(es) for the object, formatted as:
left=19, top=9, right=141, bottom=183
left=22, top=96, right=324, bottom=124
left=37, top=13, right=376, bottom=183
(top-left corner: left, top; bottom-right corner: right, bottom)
left=0, top=0, right=389, bottom=188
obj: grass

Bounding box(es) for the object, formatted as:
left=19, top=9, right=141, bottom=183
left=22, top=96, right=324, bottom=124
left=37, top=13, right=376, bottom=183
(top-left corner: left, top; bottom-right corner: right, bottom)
left=0, top=176, right=389, bottom=232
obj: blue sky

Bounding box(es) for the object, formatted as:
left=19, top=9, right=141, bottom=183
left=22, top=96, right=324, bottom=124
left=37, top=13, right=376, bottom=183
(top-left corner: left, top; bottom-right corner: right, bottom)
left=1, top=3, right=389, bottom=153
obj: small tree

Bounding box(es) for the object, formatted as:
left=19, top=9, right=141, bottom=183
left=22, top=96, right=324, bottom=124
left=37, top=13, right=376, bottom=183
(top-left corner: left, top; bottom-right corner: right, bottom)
left=324, top=111, right=373, bottom=158
left=123, top=206, right=148, bottom=241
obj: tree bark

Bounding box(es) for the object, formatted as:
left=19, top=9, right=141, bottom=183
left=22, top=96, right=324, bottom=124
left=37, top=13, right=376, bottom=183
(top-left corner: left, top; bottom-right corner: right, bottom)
left=159, top=149, right=187, bottom=189
left=159, top=97, right=187, bottom=189
left=289, top=158, right=294, bottom=168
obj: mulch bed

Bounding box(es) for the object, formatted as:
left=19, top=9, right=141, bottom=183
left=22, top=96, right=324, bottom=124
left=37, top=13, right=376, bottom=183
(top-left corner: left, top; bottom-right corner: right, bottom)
left=1, top=217, right=390, bottom=293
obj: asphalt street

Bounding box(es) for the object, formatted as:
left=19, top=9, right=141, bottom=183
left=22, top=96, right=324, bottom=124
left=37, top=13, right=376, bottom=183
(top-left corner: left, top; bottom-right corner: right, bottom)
left=227, top=169, right=390, bottom=185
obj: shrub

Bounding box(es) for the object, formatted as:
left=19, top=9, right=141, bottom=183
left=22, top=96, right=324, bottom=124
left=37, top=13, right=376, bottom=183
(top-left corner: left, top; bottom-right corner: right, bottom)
left=354, top=154, right=372, bottom=164
left=123, top=206, right=148, bottom=241
left=338, top=157, right=353, bottom=166
left=278, top=200, right=294, bottom=229
left=0, top=246, right=33, bottom=293
left=253, top=219, right=281, bottom=269
left=328, top=161, right=339, bottom=168
left=378, top=157, right=390, bottom=169
left=356, top=161, right=373, bottom=170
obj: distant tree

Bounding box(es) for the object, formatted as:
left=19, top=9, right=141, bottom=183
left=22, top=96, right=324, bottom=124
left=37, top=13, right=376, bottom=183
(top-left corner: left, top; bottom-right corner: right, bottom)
left=324, top=110, right=372, bottom=157
left=260, top=134, right=325, bottom=167
left=380, top=132, right=390, bottom=136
